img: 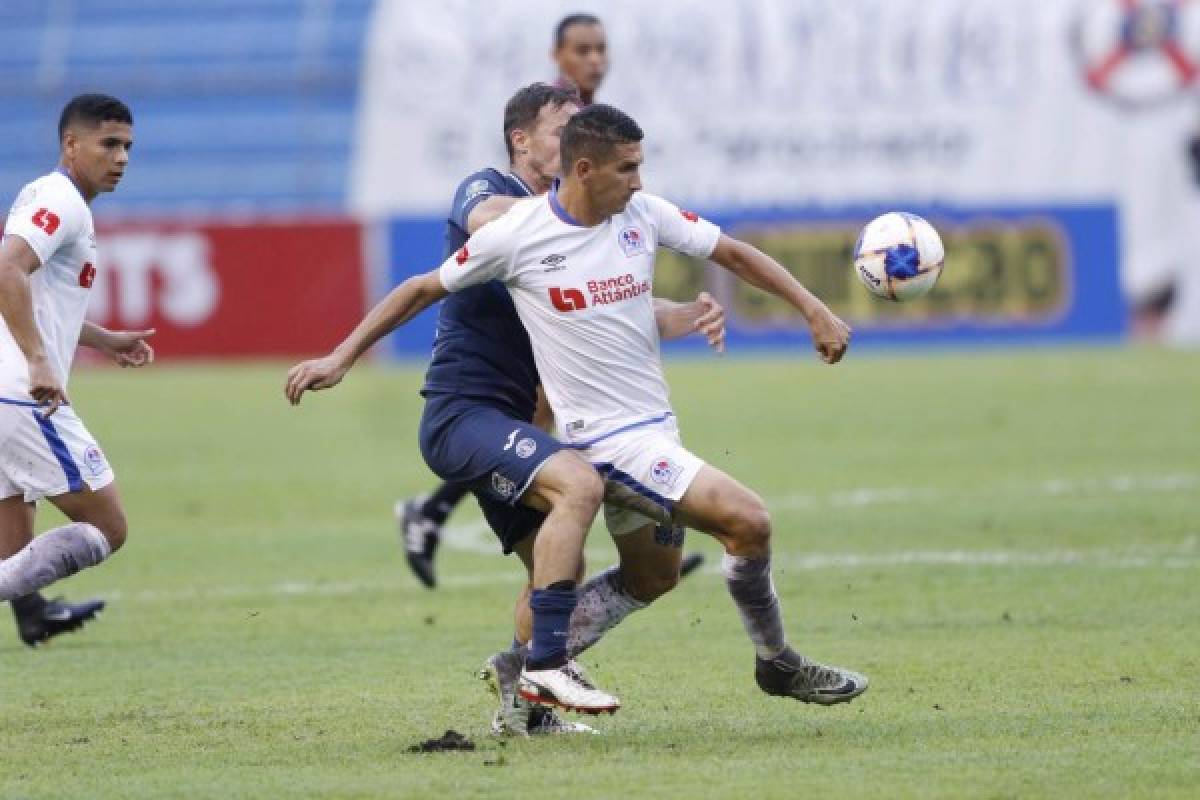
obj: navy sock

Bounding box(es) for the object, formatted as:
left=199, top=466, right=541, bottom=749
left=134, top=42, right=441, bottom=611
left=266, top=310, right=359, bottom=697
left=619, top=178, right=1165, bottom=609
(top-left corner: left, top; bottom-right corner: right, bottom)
left=421, top=482, right=470, bottom=526
left=526, top=584, right=577, bottom=670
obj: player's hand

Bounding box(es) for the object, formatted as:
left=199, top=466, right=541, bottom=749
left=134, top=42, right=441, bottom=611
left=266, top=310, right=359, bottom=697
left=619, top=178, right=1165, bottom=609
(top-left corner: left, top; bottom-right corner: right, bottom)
left=692, top=291, right=726, bottom=353
left=806, top=303, right=852, bottom=364
left=99, top=328, right=156, bottom=368
left=285, top=355, right=348, bottom=405
left=27, top=356, right=68, bottom=416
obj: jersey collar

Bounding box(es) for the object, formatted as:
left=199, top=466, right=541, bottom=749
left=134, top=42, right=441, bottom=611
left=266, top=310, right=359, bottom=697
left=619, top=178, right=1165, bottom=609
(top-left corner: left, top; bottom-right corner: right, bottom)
left=507, top=171, right=535, bottom=197
left=54, top=167, right=87, bottom=200
left=548, top=179, right=587, bottom=227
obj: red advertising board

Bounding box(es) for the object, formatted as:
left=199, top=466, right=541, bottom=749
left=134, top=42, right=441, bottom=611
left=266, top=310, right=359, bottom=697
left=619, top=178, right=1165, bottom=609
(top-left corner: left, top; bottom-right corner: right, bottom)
left=89, top=219, right=366, bottom=358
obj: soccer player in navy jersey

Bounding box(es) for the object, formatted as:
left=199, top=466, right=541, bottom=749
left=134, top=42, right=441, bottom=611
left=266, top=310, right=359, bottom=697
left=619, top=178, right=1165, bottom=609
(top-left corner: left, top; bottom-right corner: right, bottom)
left=291, top=84, right=725, bottom=734
left=396, top=14, right=611, bottom=585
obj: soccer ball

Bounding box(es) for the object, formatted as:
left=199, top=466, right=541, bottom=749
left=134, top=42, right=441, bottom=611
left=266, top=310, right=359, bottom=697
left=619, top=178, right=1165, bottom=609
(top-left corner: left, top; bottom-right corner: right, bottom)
left=853, top=212, right=944, bottom=301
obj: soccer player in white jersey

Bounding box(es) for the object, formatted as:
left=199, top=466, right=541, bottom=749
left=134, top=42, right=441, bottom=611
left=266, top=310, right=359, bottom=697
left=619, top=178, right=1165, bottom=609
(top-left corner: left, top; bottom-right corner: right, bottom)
left=0, top=94, right=155, bottom=643
left=287, top=103, right=868, bottom=711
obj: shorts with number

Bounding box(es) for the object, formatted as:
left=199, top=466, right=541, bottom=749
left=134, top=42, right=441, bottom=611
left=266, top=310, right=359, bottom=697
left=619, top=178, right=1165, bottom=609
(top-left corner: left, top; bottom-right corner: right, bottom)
left=567, top=413, right=705, bottom=537
left=0, top=400, right=115, bottom=502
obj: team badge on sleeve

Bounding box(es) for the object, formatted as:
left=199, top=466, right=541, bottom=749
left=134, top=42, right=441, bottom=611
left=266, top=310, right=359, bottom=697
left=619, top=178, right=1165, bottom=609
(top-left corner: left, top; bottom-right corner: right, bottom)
left=680, top=210, right=699, bottom=222
left=464, top=179, right=492, bottom=203
left=618, top=227, right=647, bottom=257
left=455, top=246, right=470, bottom=265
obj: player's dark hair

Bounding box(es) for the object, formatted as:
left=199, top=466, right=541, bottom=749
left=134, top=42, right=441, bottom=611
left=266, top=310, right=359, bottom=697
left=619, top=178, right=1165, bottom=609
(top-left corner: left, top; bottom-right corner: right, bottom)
left=502, top=82, right=580, bottom=161
left=554, top=13, right=602, bottom=49
left=58, top=93, right=133, bottom=141
left=560, top=103, right=643, bottom=169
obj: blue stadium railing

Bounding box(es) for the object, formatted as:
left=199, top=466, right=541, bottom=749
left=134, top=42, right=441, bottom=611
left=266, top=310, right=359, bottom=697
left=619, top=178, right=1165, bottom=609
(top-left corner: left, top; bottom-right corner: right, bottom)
left=0, top=0, right=373, bottom=216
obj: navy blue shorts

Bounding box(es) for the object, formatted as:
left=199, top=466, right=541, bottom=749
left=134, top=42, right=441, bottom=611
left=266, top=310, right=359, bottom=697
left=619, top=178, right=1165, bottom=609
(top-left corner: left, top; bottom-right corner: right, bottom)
left=419, top=393, right=558, bottom=553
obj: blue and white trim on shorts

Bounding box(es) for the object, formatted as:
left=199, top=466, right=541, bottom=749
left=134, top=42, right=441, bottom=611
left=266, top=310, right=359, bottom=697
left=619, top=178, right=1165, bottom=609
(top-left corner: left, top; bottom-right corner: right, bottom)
left=33, top=411, right=84, bottom=493
left=563, top=412, right=675, bottom=450
left=594, top=462, right=674, bottom=518
left=1, top=396, right=84, bottom=492
left=0, top=396, right=46, bottom=408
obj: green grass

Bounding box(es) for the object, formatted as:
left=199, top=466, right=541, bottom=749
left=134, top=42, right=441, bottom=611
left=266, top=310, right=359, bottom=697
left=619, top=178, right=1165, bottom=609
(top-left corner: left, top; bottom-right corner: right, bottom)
left=1, top=347, right=1198, bottom=799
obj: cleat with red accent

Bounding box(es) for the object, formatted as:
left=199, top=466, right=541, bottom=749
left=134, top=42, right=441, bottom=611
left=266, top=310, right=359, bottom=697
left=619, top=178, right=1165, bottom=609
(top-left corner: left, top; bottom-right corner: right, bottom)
left=517, top=660, right=620, bottom=715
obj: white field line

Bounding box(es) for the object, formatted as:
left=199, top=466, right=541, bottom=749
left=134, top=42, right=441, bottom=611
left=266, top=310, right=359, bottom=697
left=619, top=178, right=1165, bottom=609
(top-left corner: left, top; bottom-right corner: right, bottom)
left=100, top=544, right=1200, bottom=605
left=95, top=473, right=1198, bottom=604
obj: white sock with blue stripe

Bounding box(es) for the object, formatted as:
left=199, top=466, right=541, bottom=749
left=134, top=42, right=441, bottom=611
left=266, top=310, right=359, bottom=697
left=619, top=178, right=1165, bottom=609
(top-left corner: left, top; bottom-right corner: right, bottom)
left=0, top=523, right=111, bottom=602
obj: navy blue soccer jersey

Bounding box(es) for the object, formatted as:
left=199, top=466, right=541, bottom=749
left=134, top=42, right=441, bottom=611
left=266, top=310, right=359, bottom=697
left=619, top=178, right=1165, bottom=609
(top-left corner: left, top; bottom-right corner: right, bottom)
left=421, top=168, right=541, bottom=418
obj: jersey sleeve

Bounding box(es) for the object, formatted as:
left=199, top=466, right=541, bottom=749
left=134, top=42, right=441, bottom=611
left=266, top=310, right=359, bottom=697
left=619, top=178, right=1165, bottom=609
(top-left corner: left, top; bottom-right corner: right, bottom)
left=643, top=193, right=721, bottom=260
left=449, top=169, right=510, bottom=231
left=3, top=181, right=83, bottom=266
left=438, top=215, right=517, bottom=292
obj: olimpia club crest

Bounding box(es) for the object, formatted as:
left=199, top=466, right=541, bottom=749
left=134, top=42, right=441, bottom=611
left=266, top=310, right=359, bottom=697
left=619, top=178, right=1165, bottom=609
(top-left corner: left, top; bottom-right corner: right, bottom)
left=1073, top=0, right=1200, bottom=108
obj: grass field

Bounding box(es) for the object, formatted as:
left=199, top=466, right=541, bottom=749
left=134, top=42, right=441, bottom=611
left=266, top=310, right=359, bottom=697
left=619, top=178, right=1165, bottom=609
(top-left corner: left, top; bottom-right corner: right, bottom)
left=1, top=347, right=1197, bottom=799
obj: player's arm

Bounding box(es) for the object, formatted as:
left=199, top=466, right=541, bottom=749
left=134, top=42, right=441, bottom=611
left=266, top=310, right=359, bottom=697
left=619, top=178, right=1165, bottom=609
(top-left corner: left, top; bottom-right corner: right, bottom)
left=708, top=234, right=850, bottom=364
left=79, top=322, right=156, bottom=368
left=652, top=293, right=725, bottom=351
left=466, top=196, right=521, bottom=234
left=285, top=271, right=448, bottom=404
left=0, top=235, right=67, bottom=411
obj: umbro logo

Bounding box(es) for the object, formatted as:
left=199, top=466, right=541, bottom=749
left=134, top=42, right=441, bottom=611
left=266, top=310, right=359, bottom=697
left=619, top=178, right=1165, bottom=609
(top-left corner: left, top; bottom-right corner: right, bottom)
left=541, top=254, right=567, bottom=272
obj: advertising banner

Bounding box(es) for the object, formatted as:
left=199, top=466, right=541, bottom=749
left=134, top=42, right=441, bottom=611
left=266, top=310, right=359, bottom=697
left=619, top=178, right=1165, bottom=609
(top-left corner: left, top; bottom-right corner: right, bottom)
left=356, top=0, right=1200, bottom=345
left=89, top=220, right=367, bottom=358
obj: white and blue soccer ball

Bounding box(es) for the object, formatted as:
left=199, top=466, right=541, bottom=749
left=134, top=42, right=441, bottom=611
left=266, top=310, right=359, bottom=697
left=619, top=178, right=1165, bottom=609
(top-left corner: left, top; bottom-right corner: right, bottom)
left=853, top=212, right=944, bottom=302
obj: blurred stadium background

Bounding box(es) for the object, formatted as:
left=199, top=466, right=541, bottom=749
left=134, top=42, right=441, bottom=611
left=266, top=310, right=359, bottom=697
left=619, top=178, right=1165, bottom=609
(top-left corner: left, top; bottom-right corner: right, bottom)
left=4, top=0, right=1200, bottom=356
left=2, top=2, right=1198, bottom=798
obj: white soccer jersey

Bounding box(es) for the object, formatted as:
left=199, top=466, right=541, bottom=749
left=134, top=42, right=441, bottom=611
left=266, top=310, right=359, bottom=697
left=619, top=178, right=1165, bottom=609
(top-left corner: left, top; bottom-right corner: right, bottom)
left=0, top=171, right=98, bottom=397
left=439, top=186, right=721, bottom=443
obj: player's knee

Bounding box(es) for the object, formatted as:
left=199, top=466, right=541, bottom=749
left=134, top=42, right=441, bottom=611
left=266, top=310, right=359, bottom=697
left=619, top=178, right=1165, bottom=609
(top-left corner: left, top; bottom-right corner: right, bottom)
left=729, top=498, right=771, bottom=552
left=625, top=567, right=679, bottom=603
left=98, top=510, right=128, bottom=553
left=560, top=460, right=604, bottom=513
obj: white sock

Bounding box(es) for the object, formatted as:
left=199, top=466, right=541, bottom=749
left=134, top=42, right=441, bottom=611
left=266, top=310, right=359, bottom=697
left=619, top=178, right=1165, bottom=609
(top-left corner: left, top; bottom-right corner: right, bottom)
left=722, top=553, right=786, bottom=660
left=0, top=523, right=111, bottom=602
left=566, top=567, right=647, bottom=658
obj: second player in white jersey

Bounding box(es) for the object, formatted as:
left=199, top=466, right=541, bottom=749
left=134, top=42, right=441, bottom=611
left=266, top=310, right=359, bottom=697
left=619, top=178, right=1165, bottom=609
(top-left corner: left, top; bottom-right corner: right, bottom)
left=439, top=186, right=720, bottom=444
left=0, top=94, right=155, bottom=648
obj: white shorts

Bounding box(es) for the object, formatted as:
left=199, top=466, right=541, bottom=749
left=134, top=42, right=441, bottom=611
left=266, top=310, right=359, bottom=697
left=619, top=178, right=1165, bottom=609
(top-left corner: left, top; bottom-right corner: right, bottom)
left=0, top=400, right=115, bottom=503
left=571, top=413, right=705, bottom=537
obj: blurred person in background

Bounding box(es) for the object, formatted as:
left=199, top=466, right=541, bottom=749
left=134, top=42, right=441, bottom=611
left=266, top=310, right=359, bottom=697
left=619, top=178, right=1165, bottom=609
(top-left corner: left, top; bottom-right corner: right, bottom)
left=552, top=13, right=609, bottom=106
left=0, top=94, right=155, bottom=647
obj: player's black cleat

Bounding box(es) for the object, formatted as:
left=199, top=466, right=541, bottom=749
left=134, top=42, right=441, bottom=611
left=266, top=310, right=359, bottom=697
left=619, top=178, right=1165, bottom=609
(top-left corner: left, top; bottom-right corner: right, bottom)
left=754, top=646, right=869, bottom=705
left=396, top=497, right=440, bottom=589
left=679, top=552, right=706, bottom=578
left=16, top=597, right=105, bottom=648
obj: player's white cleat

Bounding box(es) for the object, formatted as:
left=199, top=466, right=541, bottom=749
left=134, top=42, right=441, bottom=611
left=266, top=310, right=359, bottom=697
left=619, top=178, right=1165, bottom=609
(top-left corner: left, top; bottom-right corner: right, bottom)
left=479, top=651, right=597, bottom=735
left=754, top=647, right=869, bottom=706
left=517, top=660, right=620, bottom=715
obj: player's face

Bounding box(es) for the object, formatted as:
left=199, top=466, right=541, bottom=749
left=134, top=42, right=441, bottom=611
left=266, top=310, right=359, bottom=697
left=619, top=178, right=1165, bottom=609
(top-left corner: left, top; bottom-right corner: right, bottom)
left=585, top=142, right=643, bottom=215
left=526, top=101, right=580, bottom=180
left=555, top=23, right=608, bottom=93
left=65, top=120, right=133, bottom=195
